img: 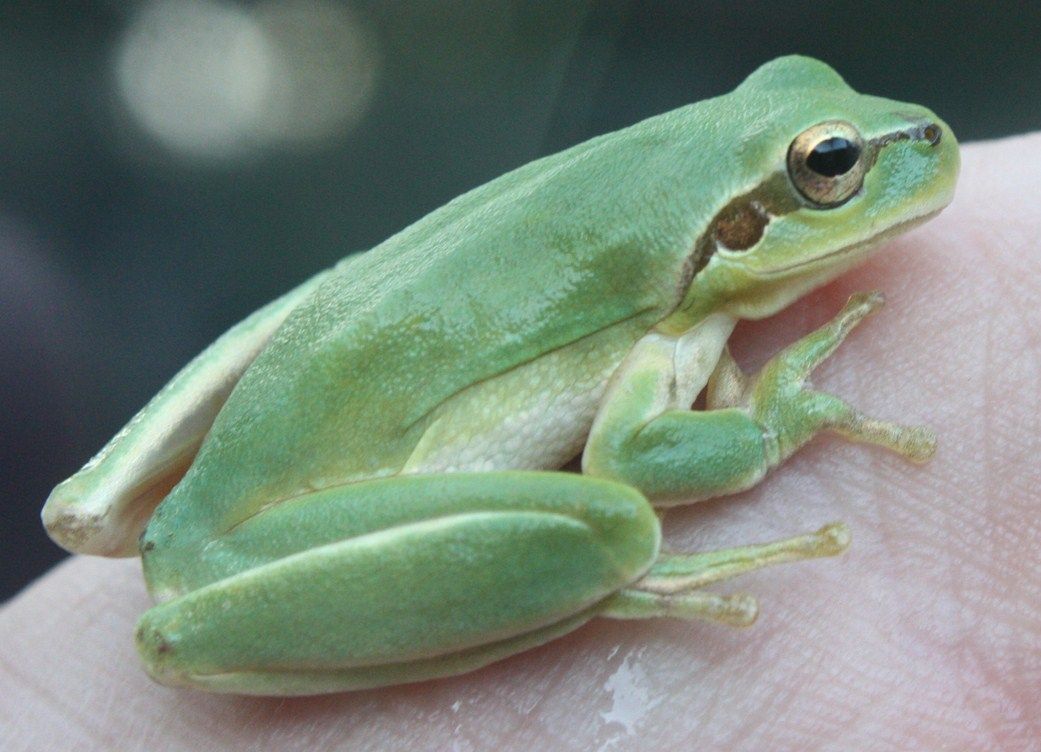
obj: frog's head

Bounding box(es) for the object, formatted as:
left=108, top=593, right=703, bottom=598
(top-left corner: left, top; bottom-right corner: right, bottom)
left=672, top=55, right=959, bottom=324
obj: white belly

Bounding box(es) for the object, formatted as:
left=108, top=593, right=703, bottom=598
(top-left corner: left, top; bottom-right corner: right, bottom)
left=402, top=324, right=635, bottom=473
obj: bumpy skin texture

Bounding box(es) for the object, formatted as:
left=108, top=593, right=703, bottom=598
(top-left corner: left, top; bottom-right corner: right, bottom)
left=6, top=136, right=1040, bottom=750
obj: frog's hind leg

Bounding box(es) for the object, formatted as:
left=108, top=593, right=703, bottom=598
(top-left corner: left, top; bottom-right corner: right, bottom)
left=600, top=522, right=850, bottom=626
left=135, top=471, right=660, bottom=695
left=42, top=270, right=334, bottom=557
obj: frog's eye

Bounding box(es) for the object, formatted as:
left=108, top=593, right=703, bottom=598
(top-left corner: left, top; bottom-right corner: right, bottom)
left=787, top=120, right=867, bottom=207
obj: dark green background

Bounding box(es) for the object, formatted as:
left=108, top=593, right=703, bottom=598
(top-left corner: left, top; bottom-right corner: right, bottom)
left=3, top=1, right=1040, bottom=600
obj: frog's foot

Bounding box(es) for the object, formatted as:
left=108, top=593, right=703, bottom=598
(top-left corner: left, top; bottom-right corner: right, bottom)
left=708, top=291, right=936, bottom=467
left=601, top=522, right=850, bottom=626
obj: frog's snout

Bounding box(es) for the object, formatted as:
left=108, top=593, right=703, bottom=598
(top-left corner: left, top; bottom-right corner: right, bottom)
left=879, top=112, right=960, bottom=212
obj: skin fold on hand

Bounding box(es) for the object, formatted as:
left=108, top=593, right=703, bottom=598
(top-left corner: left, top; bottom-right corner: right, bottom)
left=2, top=135, right=1039, bottom=752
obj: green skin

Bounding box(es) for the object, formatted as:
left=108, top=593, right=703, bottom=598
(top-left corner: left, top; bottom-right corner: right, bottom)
left=41, top=56, right=959, bottom=696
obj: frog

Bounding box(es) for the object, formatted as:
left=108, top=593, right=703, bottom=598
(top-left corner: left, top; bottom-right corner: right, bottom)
left=42, top=56, right=959, bottom=696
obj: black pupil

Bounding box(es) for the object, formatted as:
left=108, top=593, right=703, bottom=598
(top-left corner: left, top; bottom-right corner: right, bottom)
left=805, top=137, right=860, bottom=177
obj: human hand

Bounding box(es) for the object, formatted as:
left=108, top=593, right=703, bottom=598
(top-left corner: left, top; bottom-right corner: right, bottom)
left=3, top=134, right=1039, bottom=751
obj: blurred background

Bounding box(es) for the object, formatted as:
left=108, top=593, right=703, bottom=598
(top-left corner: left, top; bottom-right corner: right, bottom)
left=3, top=1, right=1040, bottom=601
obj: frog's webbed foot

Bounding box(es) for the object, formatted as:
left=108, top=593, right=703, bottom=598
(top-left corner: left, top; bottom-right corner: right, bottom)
left=601, top=522, right=851, bottom=626
left=583, top=291, right=934, bottom=505
left=714, top=291, right=936, bottom=468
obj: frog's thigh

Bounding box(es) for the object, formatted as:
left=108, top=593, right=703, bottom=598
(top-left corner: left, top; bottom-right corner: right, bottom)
left=137, top=472, right=658, bottom=695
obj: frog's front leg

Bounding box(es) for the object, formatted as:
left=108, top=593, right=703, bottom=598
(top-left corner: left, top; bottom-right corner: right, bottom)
left=584, top=292, right=936, bottom=504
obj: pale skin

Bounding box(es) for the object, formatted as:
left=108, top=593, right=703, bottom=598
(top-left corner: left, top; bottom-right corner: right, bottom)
left=5, top=80, right=1040, bottom=749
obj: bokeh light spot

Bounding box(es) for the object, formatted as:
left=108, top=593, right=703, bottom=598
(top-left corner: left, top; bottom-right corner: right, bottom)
left=116, top=0, right=272, bottom=157
left=115, top=0, right=379, bottom=160
left=254, top=0, right=380, bottom=147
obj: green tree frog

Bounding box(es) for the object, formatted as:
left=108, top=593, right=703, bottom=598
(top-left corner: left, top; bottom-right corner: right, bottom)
left=42, top=56, right=959, bottom=695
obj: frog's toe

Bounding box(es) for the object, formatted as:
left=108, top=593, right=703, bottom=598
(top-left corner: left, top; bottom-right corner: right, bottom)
left=832, top=290, right=885, bottom=334
left=834, top=412, right=937, bottom=463
left=600, top=522, right=851, bottom=626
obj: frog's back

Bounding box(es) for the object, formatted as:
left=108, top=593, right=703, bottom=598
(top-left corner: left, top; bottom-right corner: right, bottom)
left=178, top=122, right=704, bottom=518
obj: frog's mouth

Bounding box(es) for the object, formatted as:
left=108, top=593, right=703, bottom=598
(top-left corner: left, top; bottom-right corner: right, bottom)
left=758, top=207, right=944, bottom=277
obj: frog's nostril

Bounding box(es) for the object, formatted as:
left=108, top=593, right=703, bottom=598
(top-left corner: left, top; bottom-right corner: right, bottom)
left=923, top=123, right=942, bottom=146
